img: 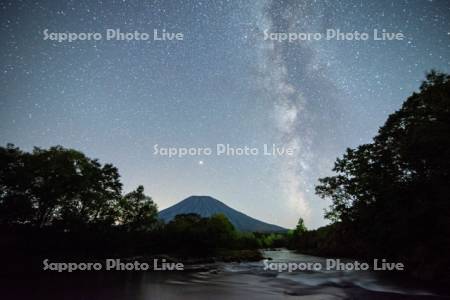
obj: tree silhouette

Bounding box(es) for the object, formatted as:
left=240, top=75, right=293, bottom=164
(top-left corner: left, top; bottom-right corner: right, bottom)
left=117, top=185, right=159, bottom=232
left=0, top=145, right=162, bottom=232
left=315, top=71, right=450, bottom=275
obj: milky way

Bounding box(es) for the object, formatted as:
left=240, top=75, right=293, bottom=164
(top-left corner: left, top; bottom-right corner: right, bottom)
left=1, top=0, right=449, bottom=228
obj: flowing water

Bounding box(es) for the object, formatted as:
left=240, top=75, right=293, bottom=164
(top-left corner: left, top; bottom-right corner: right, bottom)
left=2, top=249, right=448, bottom=299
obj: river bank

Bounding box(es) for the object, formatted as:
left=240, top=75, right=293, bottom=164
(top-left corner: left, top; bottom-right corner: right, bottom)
left=3, top=249, right=448, bottom=299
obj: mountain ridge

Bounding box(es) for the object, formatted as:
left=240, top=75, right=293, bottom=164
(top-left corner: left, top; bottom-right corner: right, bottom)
left=159, top=195, right=287, bottom=233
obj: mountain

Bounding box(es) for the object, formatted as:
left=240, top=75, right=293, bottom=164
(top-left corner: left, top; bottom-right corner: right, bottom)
left=159, top=196, right=287, bottom=232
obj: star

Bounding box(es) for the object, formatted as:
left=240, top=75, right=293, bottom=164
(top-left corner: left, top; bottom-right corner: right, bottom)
left=0, top=0, right=449, bottom=229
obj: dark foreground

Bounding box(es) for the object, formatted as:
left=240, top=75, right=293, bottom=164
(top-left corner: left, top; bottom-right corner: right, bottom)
left=1, top=250, right=448, bottom=300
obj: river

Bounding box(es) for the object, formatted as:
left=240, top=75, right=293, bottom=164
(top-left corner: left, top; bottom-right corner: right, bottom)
left=3, top=249, right=448, bottom=299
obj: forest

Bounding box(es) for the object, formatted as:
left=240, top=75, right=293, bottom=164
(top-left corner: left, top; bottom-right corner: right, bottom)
left=1, top=72, right=449, bottom=283
left=289, top=71, right=450, bottom=282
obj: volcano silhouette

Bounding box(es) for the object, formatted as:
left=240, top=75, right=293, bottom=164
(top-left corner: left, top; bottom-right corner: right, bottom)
left=159, top=196, right=287, bottom=232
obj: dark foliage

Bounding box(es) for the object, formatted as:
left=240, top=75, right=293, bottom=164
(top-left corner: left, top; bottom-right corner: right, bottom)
left=295, top=71, right=450, bottom=281
left=0, top=146, right=271, bottom=269
left=0, top=145, right=159, bottom=232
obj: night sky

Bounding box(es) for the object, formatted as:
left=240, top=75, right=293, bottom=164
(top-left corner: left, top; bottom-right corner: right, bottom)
left=1, top=0, right=449, bottom=228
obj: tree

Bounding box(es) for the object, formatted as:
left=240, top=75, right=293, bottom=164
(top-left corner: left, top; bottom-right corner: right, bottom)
left=117, top=185, right=159, bottom=232
left=315, top=71, right=450, bottom=266
left=0, top=145, right=123, bottom=229
left=165, top=213, right=239, bottom=252
left=0, top=144, right=34, bottom=224
left=206, top=213, right=237, bottom=247
left=293, top=217, right=307, bottom=235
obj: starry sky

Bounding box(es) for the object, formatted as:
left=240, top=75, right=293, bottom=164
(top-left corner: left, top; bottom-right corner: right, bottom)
left=1, top=0, right=449, bottom=229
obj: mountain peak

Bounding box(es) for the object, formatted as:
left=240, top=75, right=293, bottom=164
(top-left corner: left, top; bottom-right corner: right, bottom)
left=184, top=195, right=221, bottom=201
left=181, top=195, right=226, bottom=206
left=159, top=195, right=287, bottom=233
